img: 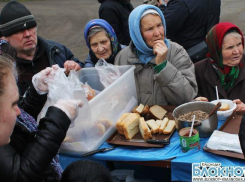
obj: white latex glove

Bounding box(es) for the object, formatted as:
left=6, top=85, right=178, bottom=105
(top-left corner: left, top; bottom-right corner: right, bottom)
left=32, top=65, right=59, bottom=94
left=54, top=99, right=83, bottom=127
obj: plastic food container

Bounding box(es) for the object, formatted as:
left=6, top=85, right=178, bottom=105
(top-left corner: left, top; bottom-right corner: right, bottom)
left=210, top=99, right=236, bottom=121
left=60, top=65, right=138, bottom=155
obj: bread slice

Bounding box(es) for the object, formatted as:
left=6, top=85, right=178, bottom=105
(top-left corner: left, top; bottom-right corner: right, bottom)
left=159, top=117, right=169, bottom=134
left=117, top=113, right=139, bottom=131
left=123, top=115, right=140, bottom=140
left=135, top=104, right=145, bottom=114
left=149, top=105, right=167, bottom=120
left=139, top=117, right=152, bottom=140
left=156, top=120, right=162, bottom=127
left=163, top=120, right=175, bottom=134
left=141, top=105, right=150, bottom=116
left=219, top=103, right=230, bottom=111
left=146, top=119, right=159, bottom=134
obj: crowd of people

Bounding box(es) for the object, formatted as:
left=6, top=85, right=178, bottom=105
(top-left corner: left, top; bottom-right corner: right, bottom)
left=0, top=0, right=244, bottom=181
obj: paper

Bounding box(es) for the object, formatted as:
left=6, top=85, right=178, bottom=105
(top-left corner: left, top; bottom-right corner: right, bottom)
left=206, top=130, right=243, bottom=154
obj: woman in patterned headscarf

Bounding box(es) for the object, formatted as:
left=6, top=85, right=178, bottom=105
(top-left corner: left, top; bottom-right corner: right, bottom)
left=195, top=22, right=245, bottom=112
left=114, top=4, right=197, bottom=106
left=83, top=19, right=125, bottom=67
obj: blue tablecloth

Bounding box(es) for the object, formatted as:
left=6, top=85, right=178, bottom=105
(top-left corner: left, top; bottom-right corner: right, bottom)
left=59, top=119, right=245, bottom=181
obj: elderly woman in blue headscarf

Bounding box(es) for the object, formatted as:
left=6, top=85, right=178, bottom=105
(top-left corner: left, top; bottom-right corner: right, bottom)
left=115, top=5, right=197, bottom=106
left=83, top=19, right=125, bottom=67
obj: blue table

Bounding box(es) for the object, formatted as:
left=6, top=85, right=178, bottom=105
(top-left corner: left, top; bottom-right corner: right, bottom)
left=59, top=116, right=245, bottom=181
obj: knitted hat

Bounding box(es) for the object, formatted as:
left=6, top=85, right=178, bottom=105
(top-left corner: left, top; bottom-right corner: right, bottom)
left=0, top=1, right=37, bottom=37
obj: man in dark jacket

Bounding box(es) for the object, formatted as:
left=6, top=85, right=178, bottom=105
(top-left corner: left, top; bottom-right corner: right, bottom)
left=0, top=1, right=83, bottom=99
left=98, top=0, right=133, bottom=46
left=158, top=0, right=221, bottom=62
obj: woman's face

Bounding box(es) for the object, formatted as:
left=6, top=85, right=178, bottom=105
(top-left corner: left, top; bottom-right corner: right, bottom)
left=222, top=33, right=243, bottom=67
left=0, top=72, right=20, bottom=147
left=90, top=31, right=112, bottom=60
left=140, top=14, right=165, bottom=48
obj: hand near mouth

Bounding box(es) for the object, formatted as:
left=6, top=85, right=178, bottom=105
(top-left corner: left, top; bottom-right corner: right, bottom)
left=153, top=40, right=168, bottom=65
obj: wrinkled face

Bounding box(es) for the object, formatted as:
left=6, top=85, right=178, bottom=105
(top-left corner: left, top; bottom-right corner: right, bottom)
left=5, top=27, right=38, bottom=57
left=90, top=31, right=112, bottom=60
left=222, top=33, right=243, bottom=67
left=140, top=14, right=165, bottom=48
left=0, top=73, right=20, bottom=147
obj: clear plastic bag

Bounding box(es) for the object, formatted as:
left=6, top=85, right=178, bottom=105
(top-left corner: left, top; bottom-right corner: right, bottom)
left=37, top=67, right=92, bottom=148
left=95, top=59, right=121, bottom=88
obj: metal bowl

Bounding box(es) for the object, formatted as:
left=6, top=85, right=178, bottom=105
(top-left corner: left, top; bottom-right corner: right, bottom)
left=172, top=101, right=218, bottom=138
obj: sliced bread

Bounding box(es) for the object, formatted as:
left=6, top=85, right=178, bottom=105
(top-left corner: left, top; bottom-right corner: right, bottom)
left=149, top=105, right=167, bottom=120
left=159, top=117, right=169, bottom=134
left=123, top=115, right=140, bottom=140
left=146, top=119, right=159, bottom=134
left=219, top=103, right=230, bottom=111
left=163, top=120, right=175, bottom=134
left=139, top=117, right=152, bottom=140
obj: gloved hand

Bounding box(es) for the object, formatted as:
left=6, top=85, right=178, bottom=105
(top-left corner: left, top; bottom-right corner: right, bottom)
left=54, top=99, right=83, bottom=127
left=32, top=65, right=59, bottom=94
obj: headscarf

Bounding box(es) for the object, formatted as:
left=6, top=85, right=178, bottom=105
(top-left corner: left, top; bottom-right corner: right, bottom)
left=206, top=22, right=244, bottom=91
left=129, top=4, right=170, bottom=64
left=84, top=19, right=121, bottom=65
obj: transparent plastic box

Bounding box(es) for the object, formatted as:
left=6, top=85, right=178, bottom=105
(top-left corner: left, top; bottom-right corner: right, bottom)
left=60, top=65, right=137, bottom=155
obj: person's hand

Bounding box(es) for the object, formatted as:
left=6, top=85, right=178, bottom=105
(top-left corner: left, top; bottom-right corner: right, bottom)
left=233, top=99, right=245, bottom=115
left=194, top=97, right=209, bottom=102
left=54, top=99, right=83, bottom=127
left=64, top=60, right=81, bottom=75
left=32, top=65, right=59, bottom=94
left=153, top=40, right=168, bottom=65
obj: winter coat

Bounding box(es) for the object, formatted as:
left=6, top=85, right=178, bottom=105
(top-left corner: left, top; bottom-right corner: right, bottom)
left=16, top=36, right=83, bottom=97
left=98, top=0, right=133, bottom=45
left=159, top=0, right=221, bottom=50
left=0, top=107, right=71, bottom=182
left=114, top=41, right=198, bottom=106
left=195, top=54, right=245, bottom=102
left=239, top=114, right=245, bottom=158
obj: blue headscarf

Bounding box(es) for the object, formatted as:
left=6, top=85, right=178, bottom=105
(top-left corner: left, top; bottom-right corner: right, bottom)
left=84, top=19, right=121, bottom=64
left=129, top=4, right=170, bottom=64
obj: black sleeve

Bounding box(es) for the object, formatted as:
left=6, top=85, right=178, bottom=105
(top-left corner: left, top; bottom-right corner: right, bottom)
left=99, top=7, right=122, bottom=43
left=239, top=114, right=245, bottom=158
left=18, top=86, right=47, bottom=120
left=0, top=107, right=71, bottom=182
left=159, top=0, right=190, bottom=36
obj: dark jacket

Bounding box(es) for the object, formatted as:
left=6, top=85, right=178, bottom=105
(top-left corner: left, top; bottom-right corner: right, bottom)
left=159, top=0, right=221, bottom=50
left=195, top=55, right=245, bottom=102
left=0, top=107, right=71, bottom=182
left=17, top=36, right=83, bottom=98
left=98, top=0, right=133, bottom=45
left=239, top=114, right=245, bottom=158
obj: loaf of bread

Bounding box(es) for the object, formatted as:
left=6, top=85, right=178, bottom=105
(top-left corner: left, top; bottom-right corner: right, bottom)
left=149, top=105, right=167, bottom=120
left=159, top=117, right=169, bottom=134
left=146, top=119, right=159, bottom=134
left=163, top=120, right=175, bottom=134
left=219, top=103, right=230, bottom=111
left=123, top=115, right=140, bottom=139
left=116, top=113, right=140, bottom=137
left=116, top=113, right=130, bottom=133
left=139, top=117, right=152, bottom=140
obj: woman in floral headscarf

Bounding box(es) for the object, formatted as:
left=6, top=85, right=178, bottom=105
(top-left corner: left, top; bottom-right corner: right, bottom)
left=83, top=19, right=125, bottom=67
left=114, top=4, right=197, bottom=106
left=195, top=22, right=245, bottom=112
